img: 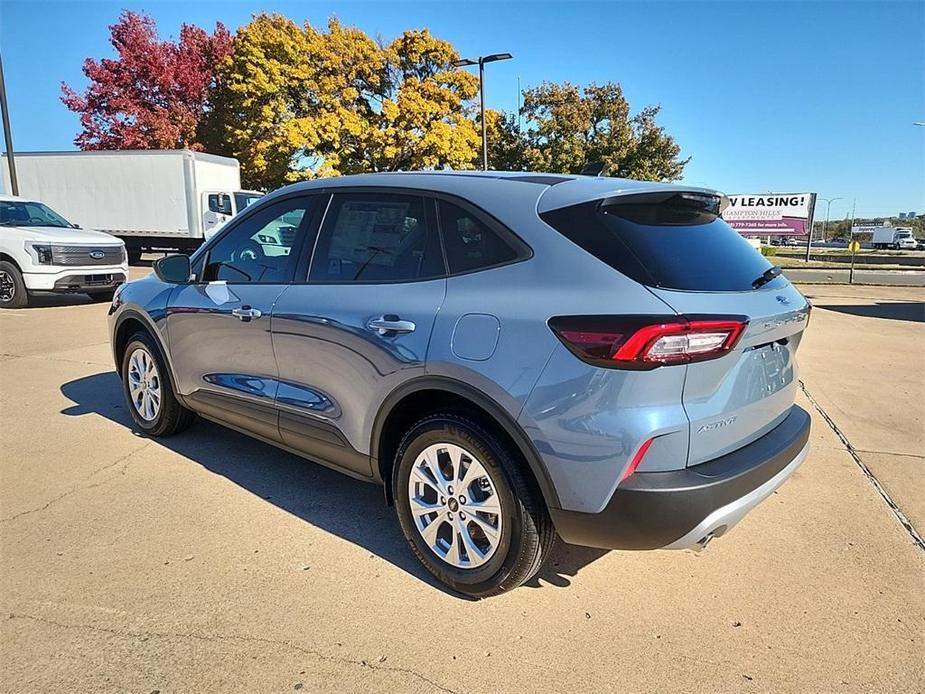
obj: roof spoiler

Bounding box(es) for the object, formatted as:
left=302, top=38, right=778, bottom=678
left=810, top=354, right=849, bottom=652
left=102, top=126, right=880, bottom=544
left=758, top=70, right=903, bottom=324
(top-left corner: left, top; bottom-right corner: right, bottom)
left=579, top=162, right=606, bottom=177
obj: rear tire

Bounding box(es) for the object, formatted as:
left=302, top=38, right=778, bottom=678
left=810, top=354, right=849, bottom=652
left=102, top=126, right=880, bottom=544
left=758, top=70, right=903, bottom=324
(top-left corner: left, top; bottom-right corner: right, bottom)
left=120, top=331, right=195, bottom=437
left=127, top=249, right=143, bottom=265
left=0, top=261, right=28, bottom=309
left=393, top=413, right=555, bottom=598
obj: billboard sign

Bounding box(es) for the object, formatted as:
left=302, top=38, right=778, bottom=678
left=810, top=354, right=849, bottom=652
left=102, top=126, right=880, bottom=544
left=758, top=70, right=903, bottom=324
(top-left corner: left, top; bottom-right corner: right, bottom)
left=722, top=193, right=816, bottom=237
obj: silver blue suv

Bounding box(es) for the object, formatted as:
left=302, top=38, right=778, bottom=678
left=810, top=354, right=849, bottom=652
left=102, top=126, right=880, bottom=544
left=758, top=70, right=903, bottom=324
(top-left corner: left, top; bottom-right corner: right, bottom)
left=109, top=172, right=811, bottom=597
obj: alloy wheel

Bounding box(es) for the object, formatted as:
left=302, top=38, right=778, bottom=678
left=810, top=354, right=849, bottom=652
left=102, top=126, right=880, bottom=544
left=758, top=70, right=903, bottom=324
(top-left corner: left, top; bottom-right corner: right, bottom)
left=127, top=347, right=162, bottom=421
left=407, top=443, right=503, bottom=569
left=0, top=270, right=14, bottom=303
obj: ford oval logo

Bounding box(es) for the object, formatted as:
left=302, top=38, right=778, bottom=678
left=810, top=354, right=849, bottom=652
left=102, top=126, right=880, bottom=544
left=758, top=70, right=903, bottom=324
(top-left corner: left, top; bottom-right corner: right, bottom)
left=89, top=250, right=105, bottom=260
left=775, top=295, right=790, bottom=305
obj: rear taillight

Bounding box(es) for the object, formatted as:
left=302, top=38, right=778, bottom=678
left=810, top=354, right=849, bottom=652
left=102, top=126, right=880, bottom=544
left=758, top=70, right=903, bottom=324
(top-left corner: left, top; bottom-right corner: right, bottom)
left=548, top=315, right=748, bottom=370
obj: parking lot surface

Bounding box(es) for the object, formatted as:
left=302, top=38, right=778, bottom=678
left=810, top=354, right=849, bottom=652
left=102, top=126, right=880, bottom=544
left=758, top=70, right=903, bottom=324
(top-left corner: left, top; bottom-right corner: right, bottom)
left=1, top=276, right=923, bottom=693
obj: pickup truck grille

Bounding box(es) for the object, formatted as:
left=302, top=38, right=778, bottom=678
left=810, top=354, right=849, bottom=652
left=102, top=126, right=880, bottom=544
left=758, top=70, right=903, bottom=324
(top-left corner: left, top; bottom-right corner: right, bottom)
left=50, top=245, right=124, bottom=266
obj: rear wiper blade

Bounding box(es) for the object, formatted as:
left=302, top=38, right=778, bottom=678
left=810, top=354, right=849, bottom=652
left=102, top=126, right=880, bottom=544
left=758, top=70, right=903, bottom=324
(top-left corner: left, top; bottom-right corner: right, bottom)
left=752, top=266, right=782, bottom=289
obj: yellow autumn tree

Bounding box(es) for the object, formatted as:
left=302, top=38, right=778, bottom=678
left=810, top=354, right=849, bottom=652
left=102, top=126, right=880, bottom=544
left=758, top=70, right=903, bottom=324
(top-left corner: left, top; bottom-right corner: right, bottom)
left=205, top=14, right=479, bottom=189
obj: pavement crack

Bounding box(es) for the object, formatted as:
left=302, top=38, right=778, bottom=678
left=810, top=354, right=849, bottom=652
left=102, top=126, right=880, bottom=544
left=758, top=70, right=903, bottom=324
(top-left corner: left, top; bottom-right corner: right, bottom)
left=799, top=380, right=924, bottom=553
left=0, top=442, right=152, bottom=524
left=7, top=612, right=464, bottom=694
left=855, top=449, right=925, bottom=460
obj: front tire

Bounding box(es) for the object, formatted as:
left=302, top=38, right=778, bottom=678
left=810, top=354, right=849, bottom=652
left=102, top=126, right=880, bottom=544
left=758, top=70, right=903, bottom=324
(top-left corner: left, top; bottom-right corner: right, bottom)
left=120, top=332, right=195, bottom=437
left=0, top=261, right=29, bottom=309
left=393, top=413, right=555, bottom=598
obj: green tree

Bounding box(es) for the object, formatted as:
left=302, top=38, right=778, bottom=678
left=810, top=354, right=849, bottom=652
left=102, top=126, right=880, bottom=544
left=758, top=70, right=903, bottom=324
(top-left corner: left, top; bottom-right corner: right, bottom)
left=488, top=81, right=688, bottom=180
left=204, top=14, right=479, bottom=189
left=481, top=109, right=529, bottom=172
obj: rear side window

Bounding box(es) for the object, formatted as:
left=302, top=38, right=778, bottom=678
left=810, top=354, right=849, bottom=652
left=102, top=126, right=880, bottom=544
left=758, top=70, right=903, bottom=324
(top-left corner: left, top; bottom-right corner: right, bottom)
left=540, top=193, right=784, bottom=292
left=438, top=200, right=522, bottom=274
left=309, top=193, right=444, bottom=283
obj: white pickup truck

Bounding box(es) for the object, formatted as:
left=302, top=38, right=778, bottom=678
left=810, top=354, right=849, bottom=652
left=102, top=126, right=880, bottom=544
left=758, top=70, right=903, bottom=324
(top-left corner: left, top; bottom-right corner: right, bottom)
left=0, top=194, right=127, bottom=308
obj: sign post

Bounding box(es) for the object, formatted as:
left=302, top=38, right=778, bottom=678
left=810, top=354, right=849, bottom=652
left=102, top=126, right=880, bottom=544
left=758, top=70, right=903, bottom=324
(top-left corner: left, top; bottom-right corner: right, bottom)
left=848, top=239, right=860, bottom=284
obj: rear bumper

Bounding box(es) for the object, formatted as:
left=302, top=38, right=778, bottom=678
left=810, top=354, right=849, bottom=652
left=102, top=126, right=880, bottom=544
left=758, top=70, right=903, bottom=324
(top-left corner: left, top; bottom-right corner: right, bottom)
left=549, top=405, right=811, bottom=550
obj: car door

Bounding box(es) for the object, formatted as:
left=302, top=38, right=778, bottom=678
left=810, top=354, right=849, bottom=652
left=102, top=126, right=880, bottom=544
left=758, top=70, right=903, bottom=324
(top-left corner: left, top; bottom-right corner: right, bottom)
left=271, top=190, right=447, bottom=477
left=168, top=194, right=322, bottom=442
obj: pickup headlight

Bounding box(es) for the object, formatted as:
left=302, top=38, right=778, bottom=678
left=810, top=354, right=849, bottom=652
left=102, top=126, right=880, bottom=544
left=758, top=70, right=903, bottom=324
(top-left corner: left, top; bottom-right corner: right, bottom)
left=28, top=243, right=54, bottom=264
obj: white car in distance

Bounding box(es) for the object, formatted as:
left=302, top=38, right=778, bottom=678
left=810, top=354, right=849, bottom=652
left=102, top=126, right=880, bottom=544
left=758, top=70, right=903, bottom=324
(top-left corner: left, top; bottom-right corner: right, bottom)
left=0, top=195, right=128, bottom=308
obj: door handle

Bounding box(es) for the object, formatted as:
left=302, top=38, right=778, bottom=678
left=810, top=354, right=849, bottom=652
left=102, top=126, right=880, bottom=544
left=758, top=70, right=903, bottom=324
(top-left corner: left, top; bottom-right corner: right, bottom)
left=232, top=306, right=262, bottom=322
left=367, top=316, right=416, bottom=335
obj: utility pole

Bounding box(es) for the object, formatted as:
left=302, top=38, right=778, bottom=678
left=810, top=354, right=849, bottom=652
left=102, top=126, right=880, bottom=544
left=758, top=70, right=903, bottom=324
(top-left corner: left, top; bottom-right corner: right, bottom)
left=452, top=53, right=513, bottom=171
left=0, top=52, right=19, bottom=195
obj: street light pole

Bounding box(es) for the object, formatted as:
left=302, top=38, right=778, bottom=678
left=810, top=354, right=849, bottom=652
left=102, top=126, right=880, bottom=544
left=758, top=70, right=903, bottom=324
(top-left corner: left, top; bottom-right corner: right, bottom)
left=452, top=53, right=513, bottom=171
left=479, top=58, right=486, bottom=171
left=806, top=196, right=843, bottom=262
left=0, top=52, right=18, bottom=196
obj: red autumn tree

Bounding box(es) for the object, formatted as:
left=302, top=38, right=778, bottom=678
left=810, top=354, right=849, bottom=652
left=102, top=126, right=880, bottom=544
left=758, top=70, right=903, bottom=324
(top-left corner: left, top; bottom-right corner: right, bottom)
left=61, top=11, right=232, bottom=150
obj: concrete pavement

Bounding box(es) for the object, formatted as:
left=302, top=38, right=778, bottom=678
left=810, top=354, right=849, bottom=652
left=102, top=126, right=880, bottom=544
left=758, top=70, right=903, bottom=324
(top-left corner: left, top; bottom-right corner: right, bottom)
left=1, top=282, right=923, bottom=693
left=797, top=284, right=925, bottom=535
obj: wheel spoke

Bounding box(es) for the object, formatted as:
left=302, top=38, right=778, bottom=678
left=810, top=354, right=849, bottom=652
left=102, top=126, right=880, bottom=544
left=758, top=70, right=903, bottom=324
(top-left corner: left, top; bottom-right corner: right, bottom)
left=419, top=512, right=445, bottom=545
left=459, top=523, right=490, bottom=565
left=419, top=449, right=448, bottom=494
left=409, top=496, right=443, bottom=518
left=410, top=464, right=442, bottom=497
left=444, top=526, right=461, bottom=565
left=464, top=511, right=500, bottom=543
left=467, top=494, right=501, bottom=516
left=458, top=457, right=487, bottom=492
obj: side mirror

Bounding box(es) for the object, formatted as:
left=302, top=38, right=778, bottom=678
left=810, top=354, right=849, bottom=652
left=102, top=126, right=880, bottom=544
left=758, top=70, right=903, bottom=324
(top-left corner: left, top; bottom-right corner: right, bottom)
left=153, top=254, right=192, bottom=284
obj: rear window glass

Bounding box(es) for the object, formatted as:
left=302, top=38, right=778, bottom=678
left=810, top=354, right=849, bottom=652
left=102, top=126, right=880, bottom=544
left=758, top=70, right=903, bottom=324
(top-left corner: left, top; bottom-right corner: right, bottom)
left=438, top=200, right=521, bottom=274
left=540, top=193, right=785, bottom=292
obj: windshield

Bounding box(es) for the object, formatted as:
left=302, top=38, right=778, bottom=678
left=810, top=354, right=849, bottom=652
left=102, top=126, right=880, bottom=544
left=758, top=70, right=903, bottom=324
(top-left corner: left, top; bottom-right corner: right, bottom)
left=0, top=200, right=74, bottom=228
left=234, top=192, right=263, bottom=212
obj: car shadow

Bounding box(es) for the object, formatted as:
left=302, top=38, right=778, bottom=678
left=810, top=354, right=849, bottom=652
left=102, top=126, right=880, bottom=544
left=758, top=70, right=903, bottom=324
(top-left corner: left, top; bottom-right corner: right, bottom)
left=60, top=371, right=609, bottom=598
left=817, top=302, right=924, bottom=323
left=12, top=292, right=94, bottom=309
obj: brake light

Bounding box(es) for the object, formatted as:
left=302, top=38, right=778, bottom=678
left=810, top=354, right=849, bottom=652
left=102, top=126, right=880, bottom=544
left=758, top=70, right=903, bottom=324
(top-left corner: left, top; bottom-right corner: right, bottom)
left=549, top=315, right=748, bottom=369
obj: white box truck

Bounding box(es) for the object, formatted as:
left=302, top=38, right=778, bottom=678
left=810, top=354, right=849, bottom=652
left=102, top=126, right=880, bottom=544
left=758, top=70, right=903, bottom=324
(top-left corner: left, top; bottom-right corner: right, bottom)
left=869, top=225, right=917, bottom=250
left=0, top=150, right=262, bottom=262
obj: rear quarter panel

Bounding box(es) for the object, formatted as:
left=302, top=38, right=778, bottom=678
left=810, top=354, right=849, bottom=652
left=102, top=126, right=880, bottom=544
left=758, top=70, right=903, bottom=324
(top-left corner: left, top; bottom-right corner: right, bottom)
left=426, top=210, right=690, bottom=514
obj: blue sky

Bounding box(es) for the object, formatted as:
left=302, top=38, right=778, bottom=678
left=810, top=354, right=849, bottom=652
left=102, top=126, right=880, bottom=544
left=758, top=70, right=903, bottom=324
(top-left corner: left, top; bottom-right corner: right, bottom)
left=1, top=0, right=923, bottom=218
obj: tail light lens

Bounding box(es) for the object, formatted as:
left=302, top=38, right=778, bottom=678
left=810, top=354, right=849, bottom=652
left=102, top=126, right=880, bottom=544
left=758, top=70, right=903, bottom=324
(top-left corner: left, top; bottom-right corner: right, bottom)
left=549, top=315, right=748, bottom=370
